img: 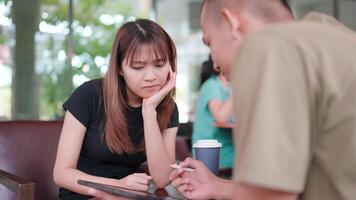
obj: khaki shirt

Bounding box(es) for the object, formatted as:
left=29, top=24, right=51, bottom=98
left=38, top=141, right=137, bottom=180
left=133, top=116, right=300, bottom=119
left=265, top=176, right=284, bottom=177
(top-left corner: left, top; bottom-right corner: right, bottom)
left=232, top=12, right=356, bottom=200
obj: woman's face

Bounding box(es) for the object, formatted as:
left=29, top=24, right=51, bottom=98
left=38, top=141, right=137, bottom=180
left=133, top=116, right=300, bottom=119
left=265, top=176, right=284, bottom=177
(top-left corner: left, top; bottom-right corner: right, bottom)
left=121, top=45, right=171, bottom=106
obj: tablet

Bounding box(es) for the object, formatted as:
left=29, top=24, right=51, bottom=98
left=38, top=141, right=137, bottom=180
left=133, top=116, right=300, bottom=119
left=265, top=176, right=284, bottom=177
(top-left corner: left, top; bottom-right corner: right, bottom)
left=77, top=179, right=183, bottom=200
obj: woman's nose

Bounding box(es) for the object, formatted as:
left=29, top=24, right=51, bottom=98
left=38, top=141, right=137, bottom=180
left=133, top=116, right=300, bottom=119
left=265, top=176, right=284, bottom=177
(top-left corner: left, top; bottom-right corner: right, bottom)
left=143, top=67, right=156, bottom=81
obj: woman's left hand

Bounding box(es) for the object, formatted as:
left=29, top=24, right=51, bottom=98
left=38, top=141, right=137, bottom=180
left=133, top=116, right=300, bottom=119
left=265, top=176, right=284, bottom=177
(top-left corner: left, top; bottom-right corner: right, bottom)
left=142, top=68, right=176, bottom=113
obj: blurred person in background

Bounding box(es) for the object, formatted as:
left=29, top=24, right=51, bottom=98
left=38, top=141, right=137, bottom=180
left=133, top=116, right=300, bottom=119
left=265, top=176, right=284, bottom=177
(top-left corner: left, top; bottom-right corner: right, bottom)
left=192, top=55, right=235, bottom=170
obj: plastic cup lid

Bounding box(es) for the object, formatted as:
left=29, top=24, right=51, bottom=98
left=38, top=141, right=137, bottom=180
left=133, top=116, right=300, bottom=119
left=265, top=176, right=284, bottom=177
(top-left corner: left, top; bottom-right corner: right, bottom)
left=193, top=139, right=222, bottom=148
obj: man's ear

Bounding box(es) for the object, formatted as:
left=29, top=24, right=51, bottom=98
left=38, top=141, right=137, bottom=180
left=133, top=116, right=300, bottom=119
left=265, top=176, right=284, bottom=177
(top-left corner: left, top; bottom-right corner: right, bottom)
left=221, top=8, right=240, bottom=40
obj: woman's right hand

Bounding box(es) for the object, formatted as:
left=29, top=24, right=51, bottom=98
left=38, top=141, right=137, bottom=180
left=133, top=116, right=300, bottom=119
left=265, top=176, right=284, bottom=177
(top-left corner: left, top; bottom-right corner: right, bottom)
left=118, top=173, right=152, bottom=191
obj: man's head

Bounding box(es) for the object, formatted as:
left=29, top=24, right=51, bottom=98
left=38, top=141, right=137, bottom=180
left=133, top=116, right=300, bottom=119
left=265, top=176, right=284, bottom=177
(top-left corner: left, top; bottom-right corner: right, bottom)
left=200, top=0, right=293, bottom=76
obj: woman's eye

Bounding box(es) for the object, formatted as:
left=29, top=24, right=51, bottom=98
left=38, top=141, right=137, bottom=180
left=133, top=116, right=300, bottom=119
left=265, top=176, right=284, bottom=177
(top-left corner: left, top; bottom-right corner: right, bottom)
left=132, top=66, right=143, bottom=70
left=155, top=63, right=165, bottom=67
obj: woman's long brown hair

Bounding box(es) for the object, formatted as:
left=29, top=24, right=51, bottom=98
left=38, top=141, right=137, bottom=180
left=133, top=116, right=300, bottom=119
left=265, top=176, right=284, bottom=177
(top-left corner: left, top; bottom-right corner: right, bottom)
left=103, top=19, right=177, bottom=155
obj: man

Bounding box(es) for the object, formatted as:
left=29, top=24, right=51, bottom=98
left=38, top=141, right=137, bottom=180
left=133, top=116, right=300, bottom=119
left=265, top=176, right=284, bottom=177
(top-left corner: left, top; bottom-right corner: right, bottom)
left=170, top=0, right=356, bottom=199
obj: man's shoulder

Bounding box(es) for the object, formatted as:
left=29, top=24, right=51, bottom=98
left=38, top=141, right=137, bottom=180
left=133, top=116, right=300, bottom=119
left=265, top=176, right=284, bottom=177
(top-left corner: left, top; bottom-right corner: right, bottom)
left=242, top=17, right=355, bottom=53
left=246, top=22, right=306, bottom=44
left=253, top=12, right=355, bottom=42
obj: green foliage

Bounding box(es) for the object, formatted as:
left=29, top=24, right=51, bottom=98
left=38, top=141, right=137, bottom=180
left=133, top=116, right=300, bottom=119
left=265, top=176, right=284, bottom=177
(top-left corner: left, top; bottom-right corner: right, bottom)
left=0, top=29, right=7, bottom=44
left=41, top=0, right=58, bottom=4
left=38, top=0, right=139, bottom=118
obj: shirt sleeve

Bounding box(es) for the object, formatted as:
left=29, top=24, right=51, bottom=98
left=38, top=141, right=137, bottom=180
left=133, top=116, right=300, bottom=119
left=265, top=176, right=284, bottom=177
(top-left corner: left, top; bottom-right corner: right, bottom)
left=232, top=34, right=312, bottom=193
left=199, top=78, right=225, bottom=104
left=63, top=80, right=96, bottom=127
left=167, top=102, right=179, bottom=128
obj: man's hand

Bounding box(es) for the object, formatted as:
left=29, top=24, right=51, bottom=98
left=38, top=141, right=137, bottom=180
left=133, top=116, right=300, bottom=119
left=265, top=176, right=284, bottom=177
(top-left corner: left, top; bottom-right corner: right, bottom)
left=169, top=157, right=218, bottom=199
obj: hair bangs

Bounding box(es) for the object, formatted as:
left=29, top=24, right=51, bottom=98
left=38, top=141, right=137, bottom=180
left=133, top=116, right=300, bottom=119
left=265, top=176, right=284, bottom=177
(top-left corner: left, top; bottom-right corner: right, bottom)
left=125, top=35, right=172, bottom=67
left=149, top=39, right=170, bottom=64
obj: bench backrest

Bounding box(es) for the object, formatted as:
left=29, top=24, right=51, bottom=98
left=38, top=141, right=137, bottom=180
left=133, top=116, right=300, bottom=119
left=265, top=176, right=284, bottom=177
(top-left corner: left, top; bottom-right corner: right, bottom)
left=0, top=120, right=63, bottom=200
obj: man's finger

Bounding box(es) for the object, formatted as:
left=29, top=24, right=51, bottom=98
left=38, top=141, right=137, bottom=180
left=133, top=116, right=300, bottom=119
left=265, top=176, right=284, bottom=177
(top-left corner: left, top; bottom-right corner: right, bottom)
left=171, top=176, right=189, bottom=188
left=171, top=177, right=184, bottom=187
left=169, top=168, right=184, bottom=181
left=179, top=157, right=193, bottom=168
left=178, top=184, right=192, bottom=196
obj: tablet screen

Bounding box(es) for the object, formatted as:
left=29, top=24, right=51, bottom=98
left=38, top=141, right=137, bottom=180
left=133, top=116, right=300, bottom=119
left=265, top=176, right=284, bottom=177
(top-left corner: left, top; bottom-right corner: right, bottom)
left=77, top=179, right=183, bottom=200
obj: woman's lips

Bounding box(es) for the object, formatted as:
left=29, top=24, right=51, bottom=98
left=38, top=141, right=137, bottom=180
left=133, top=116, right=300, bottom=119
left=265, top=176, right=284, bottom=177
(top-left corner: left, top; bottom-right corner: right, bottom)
left=143, top=85, right=160, bottom=91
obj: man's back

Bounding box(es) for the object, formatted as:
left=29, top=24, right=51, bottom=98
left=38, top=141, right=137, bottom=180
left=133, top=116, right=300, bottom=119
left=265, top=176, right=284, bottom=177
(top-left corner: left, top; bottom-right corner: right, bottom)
left=232, top=12, right=356, bottom=200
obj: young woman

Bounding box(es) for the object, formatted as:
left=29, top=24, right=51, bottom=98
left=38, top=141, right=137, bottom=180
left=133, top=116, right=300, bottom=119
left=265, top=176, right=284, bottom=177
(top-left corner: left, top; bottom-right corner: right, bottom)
left=53, top=19, right=179, bottom=199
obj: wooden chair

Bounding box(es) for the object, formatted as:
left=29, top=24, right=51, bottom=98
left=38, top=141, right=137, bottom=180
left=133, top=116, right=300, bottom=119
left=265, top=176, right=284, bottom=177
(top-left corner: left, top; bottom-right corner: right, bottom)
left=0, top=120, right=63, bottom=200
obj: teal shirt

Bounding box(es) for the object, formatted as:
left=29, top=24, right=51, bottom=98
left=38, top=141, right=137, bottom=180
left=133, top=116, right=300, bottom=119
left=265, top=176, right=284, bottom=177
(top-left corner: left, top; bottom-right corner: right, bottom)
left=192, top=76, right=235, bottom=168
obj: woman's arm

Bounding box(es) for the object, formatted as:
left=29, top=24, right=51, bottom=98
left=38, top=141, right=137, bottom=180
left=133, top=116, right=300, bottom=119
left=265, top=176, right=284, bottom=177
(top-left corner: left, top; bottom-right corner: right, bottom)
left=209, top=94, right=234, bottom=123
left=142, top=109, right=178, bottom=188
left=53, top=111, right=151, bottom=195
left=141, top=70, right=177, bottom=188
